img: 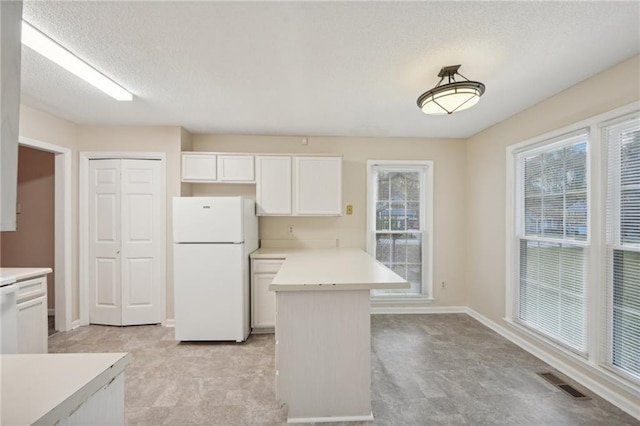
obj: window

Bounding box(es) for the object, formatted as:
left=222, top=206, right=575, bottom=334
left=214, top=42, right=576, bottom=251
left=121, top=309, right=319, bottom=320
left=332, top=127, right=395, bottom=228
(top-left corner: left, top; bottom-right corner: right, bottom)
left=507, top=104, right=640, bottom=390
left=367, top=161, right=433, bottom=298
left=605, top=115, right=640, bottom=380
left=515, top=131, right=589, bottom=353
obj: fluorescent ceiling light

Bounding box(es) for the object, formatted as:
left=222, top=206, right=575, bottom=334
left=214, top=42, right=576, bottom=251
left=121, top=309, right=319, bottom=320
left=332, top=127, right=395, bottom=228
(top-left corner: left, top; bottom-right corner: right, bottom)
left=21, top=21, right=133, bottom=101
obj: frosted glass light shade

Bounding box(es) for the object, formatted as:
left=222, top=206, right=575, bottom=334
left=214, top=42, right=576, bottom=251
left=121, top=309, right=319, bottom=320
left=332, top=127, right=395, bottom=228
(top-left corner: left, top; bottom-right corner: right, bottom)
left=417, top=81, right=484, bottom=115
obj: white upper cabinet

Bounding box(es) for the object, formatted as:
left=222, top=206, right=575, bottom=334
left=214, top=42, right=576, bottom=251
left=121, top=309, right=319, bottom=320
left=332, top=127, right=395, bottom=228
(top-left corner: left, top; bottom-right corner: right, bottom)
left=218, top=155, right=255, bottom=182
left=183, top=152, right=342, bottom=216
left=256, top=155, right=342, bottom=216
left=181, top=153, right=256, bottom=183
left=294, top=156, right=342, bottom=215
left=182, top=153, right=217, bottom=182
left=256, top=156, right=292, bottom=215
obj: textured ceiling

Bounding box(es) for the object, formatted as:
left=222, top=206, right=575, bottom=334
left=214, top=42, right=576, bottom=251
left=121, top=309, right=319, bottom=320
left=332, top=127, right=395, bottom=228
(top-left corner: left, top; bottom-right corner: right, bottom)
left=20, top=1, right=640, bottom=138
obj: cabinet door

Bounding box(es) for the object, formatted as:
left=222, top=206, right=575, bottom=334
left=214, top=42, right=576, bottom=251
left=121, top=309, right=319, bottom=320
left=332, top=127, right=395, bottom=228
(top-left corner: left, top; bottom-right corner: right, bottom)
left=0, top=1, right=22, bottom=231
left=294, top=157, right=342, bottom=215
left=256, top=156, right=292, bottom=215
left=218, top=155, right=255, bottom=182
left=252, top=273, right=277, bottom=329
left=181, top=153, right=217, bottom=181
left=17, top=295, right=48, bottom=354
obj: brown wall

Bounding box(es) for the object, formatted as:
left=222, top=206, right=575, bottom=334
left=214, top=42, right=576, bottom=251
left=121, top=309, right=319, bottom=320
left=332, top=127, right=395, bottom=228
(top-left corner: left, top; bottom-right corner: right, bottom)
left=1, top=146, right=56, bottom=310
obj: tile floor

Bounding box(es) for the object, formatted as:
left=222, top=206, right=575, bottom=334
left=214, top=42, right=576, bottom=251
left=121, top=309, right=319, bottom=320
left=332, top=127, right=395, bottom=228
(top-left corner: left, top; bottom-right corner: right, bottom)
left=48, top=314, right=639, bottom=425
left=48, top=315, right=56, bottom=336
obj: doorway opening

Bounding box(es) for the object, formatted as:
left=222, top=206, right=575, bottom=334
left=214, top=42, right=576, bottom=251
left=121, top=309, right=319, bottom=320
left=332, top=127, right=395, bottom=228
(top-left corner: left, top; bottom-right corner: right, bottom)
left=13, top=137, right=72, bottom=332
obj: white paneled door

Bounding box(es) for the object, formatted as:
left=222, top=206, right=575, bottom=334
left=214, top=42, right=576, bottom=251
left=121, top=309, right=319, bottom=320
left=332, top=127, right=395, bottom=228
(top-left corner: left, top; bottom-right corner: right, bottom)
left=89, top=159, right=161, bottom=326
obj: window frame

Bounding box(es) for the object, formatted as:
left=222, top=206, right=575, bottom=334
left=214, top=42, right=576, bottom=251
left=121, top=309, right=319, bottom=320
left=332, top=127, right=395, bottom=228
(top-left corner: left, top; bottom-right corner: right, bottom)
left=602, top=112, right=640, bottom=383
left=505, top=102, right=640, bottom=393
left=366, top=160, right=434, bottom=302
left=513, top=129, right=591, bottom=356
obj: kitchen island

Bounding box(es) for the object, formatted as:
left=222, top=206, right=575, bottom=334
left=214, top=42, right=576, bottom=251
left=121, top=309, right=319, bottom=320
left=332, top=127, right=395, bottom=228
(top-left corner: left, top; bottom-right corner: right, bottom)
left=1, top=352, right=131, bottom=425
left=266, top=248, right=408, bottom=423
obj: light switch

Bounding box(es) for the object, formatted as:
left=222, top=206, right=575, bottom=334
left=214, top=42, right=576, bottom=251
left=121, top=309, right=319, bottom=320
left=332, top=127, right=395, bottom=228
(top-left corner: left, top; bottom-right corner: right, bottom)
left=346, top=205, right=353, bottom=215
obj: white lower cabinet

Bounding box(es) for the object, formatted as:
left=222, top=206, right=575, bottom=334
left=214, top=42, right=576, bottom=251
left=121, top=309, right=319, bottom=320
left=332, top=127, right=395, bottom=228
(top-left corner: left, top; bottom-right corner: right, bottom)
left=16, top=275, right=48, bottom=354
left=251, top=258, right=284, bottom=332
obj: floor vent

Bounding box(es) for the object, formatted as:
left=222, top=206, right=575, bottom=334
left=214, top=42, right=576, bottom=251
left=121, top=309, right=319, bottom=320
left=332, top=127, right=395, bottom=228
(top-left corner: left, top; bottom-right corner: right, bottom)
left=536, top=372, right=591, bottom=400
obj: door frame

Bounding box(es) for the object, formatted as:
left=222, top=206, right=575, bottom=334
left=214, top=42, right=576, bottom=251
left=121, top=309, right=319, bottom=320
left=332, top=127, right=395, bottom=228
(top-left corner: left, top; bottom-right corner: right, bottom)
left=79, top=152, right=167, bottom=326
left=18, top=136, right=73, bottom=332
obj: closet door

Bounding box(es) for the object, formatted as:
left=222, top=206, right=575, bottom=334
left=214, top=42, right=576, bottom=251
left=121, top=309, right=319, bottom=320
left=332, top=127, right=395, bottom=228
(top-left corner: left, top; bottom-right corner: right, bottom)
left=120, top=159, right=161, bottom=325
left=89, top=159, right=122, bottom=325
left=89, top=159, right=162, bottom=326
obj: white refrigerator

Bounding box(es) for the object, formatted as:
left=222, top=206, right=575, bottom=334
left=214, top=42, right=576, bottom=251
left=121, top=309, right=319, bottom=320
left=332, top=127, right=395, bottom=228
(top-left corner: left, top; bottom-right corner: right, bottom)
left=173, top=196, right=258, bottom=342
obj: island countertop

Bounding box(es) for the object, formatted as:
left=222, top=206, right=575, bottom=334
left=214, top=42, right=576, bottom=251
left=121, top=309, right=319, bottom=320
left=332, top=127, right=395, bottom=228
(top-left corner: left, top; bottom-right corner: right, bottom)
left=264, top=247, right=408, bottom=291
left=0, top=352, right=131, bottom=425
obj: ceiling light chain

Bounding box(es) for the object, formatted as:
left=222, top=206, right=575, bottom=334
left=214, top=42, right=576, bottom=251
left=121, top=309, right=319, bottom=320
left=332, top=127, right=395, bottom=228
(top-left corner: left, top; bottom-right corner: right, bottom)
left=416, top=64, right=485, bottom=115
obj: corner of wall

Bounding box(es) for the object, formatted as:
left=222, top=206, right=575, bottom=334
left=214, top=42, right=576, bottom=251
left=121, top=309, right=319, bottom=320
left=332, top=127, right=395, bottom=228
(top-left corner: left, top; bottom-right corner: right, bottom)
left=180, top=127, right=193, bottom=151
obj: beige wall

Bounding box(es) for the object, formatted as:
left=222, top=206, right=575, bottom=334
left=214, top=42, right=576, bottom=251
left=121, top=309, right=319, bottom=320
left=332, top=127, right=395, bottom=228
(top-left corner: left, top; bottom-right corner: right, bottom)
left=1, top=146, right=56, bottom=309
left=465, top=54, right=640, bottom=322
left=18, top=104, right=79, bottom=319
left=465, top=55, right=640, bottom=401
left=14, top=53, right=639, bottom=338
left=192, top=134, right=468, bottom=307
left=17, top=108, right=184, bottom=322
left=180, top=128, right=193, bottom=196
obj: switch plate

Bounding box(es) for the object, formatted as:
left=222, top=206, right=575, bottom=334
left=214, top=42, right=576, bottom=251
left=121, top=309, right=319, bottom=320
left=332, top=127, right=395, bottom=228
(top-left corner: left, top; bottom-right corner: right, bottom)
left=346, top=205, right=353, bottom=215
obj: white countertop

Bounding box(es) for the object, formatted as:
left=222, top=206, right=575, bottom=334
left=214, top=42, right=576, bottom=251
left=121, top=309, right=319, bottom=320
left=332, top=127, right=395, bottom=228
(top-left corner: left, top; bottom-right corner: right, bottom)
left=262, top=248, right=409, bottom=291
left=1, top=352, right=131, bottom=425
left=0, top=267, right=52, bottom=285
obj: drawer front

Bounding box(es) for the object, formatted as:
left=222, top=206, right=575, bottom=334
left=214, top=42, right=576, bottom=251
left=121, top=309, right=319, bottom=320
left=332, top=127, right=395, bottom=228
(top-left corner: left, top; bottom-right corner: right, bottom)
left=16, top=277, right=47, bottom=303
left=252, top=259, right=284, bottom=274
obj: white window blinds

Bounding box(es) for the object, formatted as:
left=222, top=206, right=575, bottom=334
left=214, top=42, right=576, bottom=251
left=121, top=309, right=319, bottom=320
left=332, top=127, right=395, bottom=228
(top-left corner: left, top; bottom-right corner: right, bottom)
left=516, top=130, right=589, bottom=353
left=605, top=114, right=640, bottom=381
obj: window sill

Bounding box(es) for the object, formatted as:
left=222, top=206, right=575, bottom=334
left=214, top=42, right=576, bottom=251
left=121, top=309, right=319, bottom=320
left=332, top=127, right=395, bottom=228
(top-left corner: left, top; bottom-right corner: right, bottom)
left=504, top=318, right=640, bottom=395
left=505, top=318, right=588, bottom=360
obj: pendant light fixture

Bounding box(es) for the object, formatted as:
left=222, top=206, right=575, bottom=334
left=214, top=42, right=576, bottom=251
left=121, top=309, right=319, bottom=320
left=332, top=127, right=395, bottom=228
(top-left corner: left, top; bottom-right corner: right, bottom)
left=416, top=65, right=485, bottom=115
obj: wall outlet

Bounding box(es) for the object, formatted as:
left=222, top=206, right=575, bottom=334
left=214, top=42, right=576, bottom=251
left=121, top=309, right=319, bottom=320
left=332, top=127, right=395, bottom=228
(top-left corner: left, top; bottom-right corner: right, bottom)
left=288, top=225, right=294, bottom=234
left=441, top=281, right=446, bottom=288
left=346, top=205, right=353, bottom=215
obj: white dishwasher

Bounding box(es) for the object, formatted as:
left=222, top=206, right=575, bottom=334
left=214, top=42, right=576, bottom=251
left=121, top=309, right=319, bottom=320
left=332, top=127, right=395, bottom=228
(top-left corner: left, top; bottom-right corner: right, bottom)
left=0, top=276, right=18, bottom=354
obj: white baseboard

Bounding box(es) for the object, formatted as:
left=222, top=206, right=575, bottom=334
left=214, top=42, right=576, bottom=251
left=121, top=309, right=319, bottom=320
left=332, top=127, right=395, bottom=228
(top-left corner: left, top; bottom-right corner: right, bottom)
left=163, top=319, right=175, bottom=328
left=288, top=413, right=374, bottom=423
left=371, top=305, right=467, bottom=314
left=71, top=320, right=81, bottom=330
left=465, top=307, right=640, bottom=421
